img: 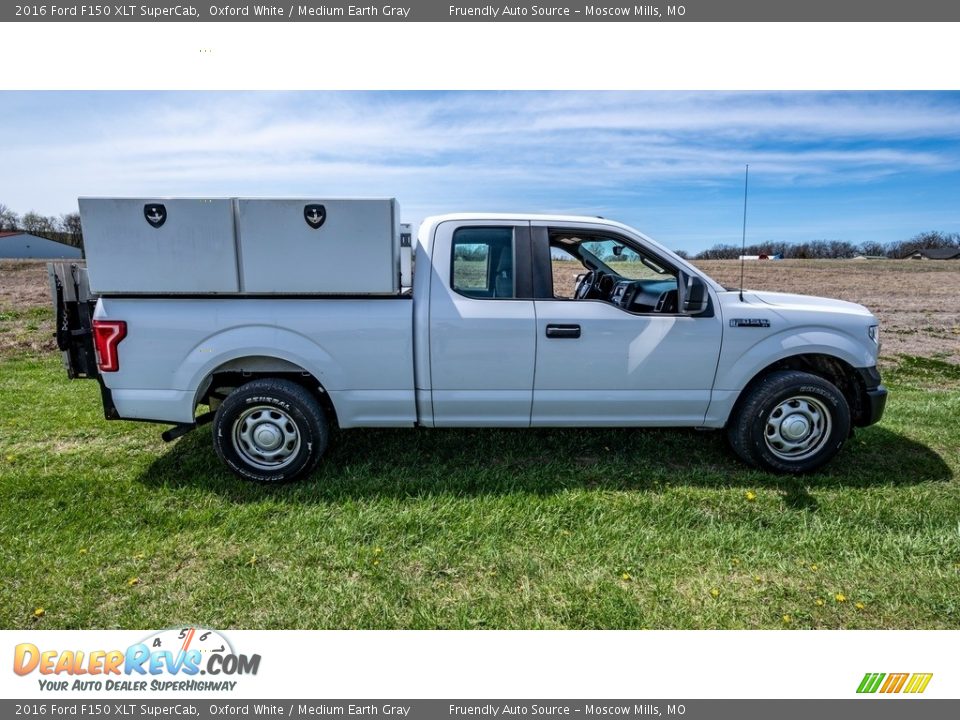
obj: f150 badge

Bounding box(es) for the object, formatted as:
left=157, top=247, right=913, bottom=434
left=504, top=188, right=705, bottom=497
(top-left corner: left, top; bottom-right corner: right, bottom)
left=304, top=204, right=326, bottom=229
left=730, top=318, right=771, bottom=328
left=143, top=204, right=166, bottom=228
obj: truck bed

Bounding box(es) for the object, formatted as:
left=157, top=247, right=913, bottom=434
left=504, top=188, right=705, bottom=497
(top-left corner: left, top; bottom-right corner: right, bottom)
left=95, top=296, right=416, bottom=428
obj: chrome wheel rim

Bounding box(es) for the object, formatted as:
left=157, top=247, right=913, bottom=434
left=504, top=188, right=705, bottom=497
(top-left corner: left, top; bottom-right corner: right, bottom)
left=763, top=395, right=832, bottom=461
left=232, top=405, right=301, bottom=470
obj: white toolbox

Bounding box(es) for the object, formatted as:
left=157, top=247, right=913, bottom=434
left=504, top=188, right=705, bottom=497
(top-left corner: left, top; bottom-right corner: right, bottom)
left=78, top=197, right=401, bottom=295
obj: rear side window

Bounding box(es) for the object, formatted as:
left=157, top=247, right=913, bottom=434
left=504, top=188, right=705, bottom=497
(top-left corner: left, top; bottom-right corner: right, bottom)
left=451, top=227, right=515, bottom=299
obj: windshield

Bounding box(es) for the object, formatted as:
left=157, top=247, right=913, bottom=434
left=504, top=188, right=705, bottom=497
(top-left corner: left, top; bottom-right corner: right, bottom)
left=578, top=238, right=669, bottom=281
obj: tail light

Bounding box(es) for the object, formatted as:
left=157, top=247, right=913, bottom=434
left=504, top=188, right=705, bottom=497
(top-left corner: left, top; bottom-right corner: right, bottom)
left=92, top=320, right=127, bottom=372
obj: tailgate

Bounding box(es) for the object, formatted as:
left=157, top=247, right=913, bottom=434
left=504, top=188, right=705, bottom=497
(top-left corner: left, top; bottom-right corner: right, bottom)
left=47, top=261, right=99, bottom=379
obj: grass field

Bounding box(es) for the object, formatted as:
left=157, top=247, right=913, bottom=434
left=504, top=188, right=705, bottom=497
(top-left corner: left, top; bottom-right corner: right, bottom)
left=1, top=260, right=958, bottom=629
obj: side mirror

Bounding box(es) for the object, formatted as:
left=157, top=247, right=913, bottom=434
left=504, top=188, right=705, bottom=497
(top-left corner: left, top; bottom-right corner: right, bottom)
left=683, top=274, right=709, bottom=315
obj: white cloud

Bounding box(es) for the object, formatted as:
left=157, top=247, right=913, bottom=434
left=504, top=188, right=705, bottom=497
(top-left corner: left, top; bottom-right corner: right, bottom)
left=1, top=91, right=958, bottom=249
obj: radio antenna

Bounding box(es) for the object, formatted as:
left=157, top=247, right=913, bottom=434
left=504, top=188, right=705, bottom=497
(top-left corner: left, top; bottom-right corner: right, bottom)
left=739, top=164, right=749, bottom=302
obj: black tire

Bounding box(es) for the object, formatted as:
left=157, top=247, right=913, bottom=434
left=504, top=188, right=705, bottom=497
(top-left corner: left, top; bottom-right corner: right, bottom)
left=212, top=378, right=328, bottom=483
left=727, top=370, right=850, bottom=474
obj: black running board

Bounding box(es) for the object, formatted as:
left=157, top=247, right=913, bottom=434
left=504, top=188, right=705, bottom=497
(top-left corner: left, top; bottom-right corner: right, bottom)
left=161, top=411, right=215, bottom=442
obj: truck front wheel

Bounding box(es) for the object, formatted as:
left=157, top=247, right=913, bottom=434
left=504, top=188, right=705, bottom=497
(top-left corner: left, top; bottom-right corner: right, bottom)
left=212, top=378, right=328, bottom=483
left=727, top=370, right=851, bottom=474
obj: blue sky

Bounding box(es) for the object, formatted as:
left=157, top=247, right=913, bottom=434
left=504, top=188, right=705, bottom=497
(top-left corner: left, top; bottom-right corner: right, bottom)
left=1, top=91, right=959, bottom=252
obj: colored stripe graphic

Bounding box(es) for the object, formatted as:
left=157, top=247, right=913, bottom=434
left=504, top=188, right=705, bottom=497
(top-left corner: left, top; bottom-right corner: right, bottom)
left=880, top=673, right=909, bottom=693
left=904, top=673, right=933, bottom=694
left=857, top=673, right=885, bottom=693
left=857, top=672, right=932, bottom=694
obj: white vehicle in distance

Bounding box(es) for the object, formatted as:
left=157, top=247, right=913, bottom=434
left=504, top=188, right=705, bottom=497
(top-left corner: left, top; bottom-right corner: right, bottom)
left=49, top=197, right=887, bottom=483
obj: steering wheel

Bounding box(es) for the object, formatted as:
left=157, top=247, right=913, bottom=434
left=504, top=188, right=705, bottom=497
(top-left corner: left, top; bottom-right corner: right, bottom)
left=574, top=271, right=596, bottom=300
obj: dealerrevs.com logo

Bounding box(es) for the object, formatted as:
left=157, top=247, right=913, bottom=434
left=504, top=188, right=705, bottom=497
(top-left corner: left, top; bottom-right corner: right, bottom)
left=13, top=627, right=261, bottom=692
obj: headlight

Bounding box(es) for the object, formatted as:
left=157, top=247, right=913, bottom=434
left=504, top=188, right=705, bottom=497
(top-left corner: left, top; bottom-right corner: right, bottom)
left=868, top=325, right=880, bottom=345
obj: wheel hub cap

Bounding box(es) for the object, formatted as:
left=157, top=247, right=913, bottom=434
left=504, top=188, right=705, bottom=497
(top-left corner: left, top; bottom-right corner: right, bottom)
left=253, top=423, right=283, bottom=450
left=232, top=405, right=301, bottom=470
left=781, top=414, right=811, bottom=441
left=763, top=395, right=832, bottom=462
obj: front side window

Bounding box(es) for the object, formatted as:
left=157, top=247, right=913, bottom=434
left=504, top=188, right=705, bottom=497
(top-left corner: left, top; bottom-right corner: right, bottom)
left=451, top=227, right=515, bottom=299
left=549, top=232, right=681, bottom=313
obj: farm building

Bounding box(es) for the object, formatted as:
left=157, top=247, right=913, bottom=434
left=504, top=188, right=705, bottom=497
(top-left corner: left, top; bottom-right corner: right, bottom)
left=904, top=247, right=960, bottom=260
left=0, top=231, right=82, bottom=259
left=738, top=254, right=782, bottom=261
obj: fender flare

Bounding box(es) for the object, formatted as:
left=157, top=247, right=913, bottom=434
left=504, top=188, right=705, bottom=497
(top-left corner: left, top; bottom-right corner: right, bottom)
left=174, top=325, right=343, bottom=403
left=714, top=326, right=875, bottom=392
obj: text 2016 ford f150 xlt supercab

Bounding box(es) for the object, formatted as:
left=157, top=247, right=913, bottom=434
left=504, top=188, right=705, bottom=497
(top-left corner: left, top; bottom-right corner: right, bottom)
left=50, top=197, right=886, bottom=482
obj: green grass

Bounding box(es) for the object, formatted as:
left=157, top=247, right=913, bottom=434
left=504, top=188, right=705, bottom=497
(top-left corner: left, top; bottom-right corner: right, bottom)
left=1, top=355, right=958, bottom=629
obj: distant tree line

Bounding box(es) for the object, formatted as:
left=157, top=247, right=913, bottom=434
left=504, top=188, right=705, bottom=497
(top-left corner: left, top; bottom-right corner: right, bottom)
left=0, top=202, right=83, bottom=249
left=691, top=231, right=960, bottom=260
left=1, top=200, right=957, bottom=260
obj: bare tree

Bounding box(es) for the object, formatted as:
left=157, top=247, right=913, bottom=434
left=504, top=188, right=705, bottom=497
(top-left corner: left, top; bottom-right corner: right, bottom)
left=59, top=212, right=83, bottom=247
left=858, top=241, right=887, bottom=257
left=20, top=211, right=57, bottom=236
left=0, top=203, right=19, bottom=231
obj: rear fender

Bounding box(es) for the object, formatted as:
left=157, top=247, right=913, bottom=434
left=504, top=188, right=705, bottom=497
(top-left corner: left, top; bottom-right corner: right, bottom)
left=175, top=325, right=342, bottom=403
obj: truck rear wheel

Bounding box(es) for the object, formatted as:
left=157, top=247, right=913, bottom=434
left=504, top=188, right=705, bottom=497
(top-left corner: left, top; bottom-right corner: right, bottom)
left=727, top=370, right=850, bottom=474
left=212, top=378, right=328, bottom=483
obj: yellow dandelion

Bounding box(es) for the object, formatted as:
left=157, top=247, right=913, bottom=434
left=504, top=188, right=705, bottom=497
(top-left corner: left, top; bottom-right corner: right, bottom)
left=133, top=553, right=145, bottom=560
left=621, top=572, right=632, bottom=581
left=754, top=575, right=762, bottom=583
left=815, top=598, right=825, bottom=607
left=33, top=607, right=45, bottom=619
left=127, top=577, right=140, bottom=587
left=810, top=564, right=818, bottom=571
left=782, top=614, right=792, bottom=625
left=835, top=592, right=846, bottom=603
left=855, top=602, right=865, bottom=610
left=745, top=491, right=757, bottom=502
left=78, top=548, right=88, bottom=555
left=6, top=455, right=16, bottom=463
left=731, top=558, right=740, bottom=566
left=710, top=588, right=720, bottom=598
left=373, top=559, right=380, bottom=566
left=373, top=546, right=383, bottom=555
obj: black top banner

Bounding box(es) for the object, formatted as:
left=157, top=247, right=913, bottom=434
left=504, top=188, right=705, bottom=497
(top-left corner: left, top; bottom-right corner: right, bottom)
left=7, top=0, right=960, bottom=22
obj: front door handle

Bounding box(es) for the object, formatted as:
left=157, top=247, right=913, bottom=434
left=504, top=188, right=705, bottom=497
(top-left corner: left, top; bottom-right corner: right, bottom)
left=545, top=324, right=581, bottom=339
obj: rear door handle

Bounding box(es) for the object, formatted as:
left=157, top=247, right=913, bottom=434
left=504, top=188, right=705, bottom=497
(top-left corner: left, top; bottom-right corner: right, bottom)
left=545, top=324, right=581, bottom=339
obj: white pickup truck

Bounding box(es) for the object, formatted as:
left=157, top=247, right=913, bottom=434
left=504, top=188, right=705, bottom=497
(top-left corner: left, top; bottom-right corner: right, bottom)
left=50, top=197, right=887, bottom=482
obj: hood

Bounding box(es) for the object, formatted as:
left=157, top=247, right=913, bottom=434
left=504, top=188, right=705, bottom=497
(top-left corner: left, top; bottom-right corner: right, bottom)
left=747, top=291, right=875, bottom=318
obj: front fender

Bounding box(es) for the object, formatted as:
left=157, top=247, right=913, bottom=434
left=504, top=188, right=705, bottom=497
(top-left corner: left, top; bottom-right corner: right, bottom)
left=714, top=326, right=875, bottom=392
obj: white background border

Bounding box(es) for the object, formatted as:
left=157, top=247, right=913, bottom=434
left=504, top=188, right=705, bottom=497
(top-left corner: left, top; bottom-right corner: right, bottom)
left=2, top=629, right=955, bottom=698
left=0, top=22, right=958, bottom=90
left=1, top=18, right=957, bottom=702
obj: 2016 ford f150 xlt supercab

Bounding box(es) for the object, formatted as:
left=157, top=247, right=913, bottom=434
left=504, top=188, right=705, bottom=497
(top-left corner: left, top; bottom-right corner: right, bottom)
left=50, top=197, right=887, bottom=482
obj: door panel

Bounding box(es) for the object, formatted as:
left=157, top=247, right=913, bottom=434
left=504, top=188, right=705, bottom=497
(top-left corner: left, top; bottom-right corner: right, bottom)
left=532, top=299, right=722, bottom=426
left=429, top=221, right=536, bottom=427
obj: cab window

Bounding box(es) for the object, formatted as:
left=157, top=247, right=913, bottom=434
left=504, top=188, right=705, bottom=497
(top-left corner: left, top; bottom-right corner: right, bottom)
left=451, top=227, right=515, bottom=299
